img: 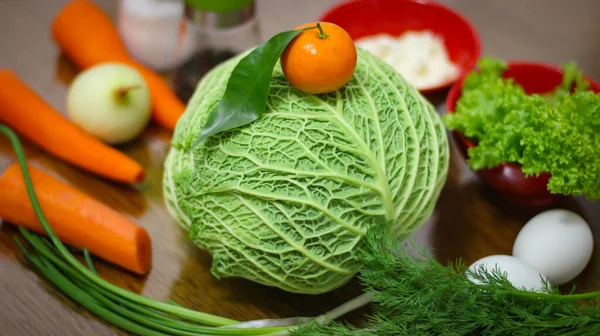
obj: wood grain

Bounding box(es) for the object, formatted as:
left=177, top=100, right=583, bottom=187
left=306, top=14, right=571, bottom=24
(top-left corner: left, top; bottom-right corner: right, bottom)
left=1, top=0, right=600, bottom=335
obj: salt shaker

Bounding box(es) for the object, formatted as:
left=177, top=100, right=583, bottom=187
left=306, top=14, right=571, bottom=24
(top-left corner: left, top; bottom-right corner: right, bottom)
left=118, top=0, right=196, bottom=71
left=173, top=0, right=261, bottom=102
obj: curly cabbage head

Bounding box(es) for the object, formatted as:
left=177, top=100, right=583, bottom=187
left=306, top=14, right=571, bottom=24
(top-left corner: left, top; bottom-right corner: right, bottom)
left=163, top=49, right=449, bottom=294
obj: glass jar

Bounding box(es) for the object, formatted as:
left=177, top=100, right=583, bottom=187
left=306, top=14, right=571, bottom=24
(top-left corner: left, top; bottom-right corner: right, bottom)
left=173, top=0, right=261, bottom=102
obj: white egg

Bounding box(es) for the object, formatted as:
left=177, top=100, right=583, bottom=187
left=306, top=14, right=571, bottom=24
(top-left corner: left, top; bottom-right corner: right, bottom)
left=468, top=255, right=549, bottom=292
left=512, top=209, right=593, bottom=286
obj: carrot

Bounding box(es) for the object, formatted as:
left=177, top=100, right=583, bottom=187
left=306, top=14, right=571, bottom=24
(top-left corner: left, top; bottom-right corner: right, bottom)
left=0, top=70, right=145, bottom=184
left=0, top=162, right=152, bottom=275
left=51, top=0, right=185, bottom=130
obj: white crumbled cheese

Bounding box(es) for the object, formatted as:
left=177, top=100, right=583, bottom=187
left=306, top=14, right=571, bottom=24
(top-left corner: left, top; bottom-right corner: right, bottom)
left=356, top=31, right=459, bottom=90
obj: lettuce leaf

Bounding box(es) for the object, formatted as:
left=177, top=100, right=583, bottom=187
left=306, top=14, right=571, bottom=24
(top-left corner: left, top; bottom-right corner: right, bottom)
left=443, top=57, right=600, bottom=200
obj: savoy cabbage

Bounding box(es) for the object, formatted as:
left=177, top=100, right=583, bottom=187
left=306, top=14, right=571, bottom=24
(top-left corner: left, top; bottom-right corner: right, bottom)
left=163, top=49, right=449, bottom=294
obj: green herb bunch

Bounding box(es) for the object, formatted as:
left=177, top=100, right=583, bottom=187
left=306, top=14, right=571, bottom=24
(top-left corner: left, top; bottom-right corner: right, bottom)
left=296, top=223, right=600, bottom=336
left=443, top=57, right=600, bottom=200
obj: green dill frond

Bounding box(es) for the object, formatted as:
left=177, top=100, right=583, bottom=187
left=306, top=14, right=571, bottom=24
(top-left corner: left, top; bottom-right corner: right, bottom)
left=295, top=222, right=600, bottom=336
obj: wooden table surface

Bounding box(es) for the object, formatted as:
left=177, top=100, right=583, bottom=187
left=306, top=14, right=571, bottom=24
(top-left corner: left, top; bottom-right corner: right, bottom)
left=2, top=0, right=600, bottom=335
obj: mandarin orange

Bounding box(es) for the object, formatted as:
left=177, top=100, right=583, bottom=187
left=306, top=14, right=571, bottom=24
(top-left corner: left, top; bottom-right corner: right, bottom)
left=280, top=22, right=357, bottom=94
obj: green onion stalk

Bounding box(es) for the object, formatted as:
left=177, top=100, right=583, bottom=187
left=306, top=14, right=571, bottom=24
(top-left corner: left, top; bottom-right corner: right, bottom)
left=0, top=123, right=372, bottom=336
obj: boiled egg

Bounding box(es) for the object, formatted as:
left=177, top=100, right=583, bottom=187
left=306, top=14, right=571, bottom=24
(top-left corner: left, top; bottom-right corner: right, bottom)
left=512, top=209, right=593, bottom=286
left=468, top=255, right=549, bottom=292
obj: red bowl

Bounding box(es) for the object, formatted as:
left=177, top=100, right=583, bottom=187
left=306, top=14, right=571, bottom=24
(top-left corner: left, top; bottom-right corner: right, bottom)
left=319, top=0, right=481, bottom=93
left=446, top=62, right=600, bottom=206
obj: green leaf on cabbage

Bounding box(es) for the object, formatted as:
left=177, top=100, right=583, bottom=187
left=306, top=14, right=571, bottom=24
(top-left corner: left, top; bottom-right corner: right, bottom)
left=163, top=49, right=449, bottom=294
left=443, top=57, right=600, bottom=200
left=194, top=29, right=302, bottom=146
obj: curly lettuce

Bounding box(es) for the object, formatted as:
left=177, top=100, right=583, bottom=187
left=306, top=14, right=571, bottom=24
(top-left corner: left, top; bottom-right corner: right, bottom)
left=444, top=57, right=600, bottom=200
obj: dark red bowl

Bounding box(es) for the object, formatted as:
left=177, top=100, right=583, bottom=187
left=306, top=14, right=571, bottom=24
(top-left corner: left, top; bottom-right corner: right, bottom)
left=319, top=0, right=481, bottom=93
left=446, top=62, right=600, bottom=206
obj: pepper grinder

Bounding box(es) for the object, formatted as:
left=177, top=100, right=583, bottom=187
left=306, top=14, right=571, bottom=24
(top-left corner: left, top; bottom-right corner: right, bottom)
left=173, top=0, right=261, bottom=102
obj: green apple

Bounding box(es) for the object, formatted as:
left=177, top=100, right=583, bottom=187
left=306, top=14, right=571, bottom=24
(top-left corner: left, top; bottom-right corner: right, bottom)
left=66, top=63, right=151, bottom=145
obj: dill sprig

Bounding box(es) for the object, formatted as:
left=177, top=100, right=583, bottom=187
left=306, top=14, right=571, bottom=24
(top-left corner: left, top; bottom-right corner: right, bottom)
left=296, top=223, right=600, bottom=336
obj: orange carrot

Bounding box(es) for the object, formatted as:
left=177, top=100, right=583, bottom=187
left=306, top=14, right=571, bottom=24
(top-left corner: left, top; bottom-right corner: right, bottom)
left=51, top=0, right=185, bottom=130
left=0, top=70, right=145, bottom=184
left=0, top=163, right=152, bottom=274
